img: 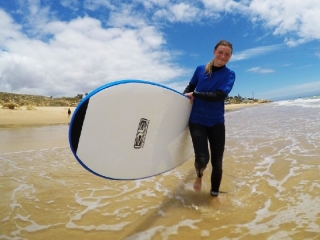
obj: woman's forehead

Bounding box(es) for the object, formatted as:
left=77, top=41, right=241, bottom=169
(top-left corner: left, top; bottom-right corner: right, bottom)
left=215, top=45, right=232, bottom=53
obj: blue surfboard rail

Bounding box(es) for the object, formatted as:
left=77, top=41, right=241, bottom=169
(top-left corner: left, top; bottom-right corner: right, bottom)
left=82, top=79, right=184, bottom=102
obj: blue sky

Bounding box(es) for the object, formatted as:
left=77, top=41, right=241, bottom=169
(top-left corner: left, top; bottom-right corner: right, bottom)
left=1, top=0, right=320, bottom=101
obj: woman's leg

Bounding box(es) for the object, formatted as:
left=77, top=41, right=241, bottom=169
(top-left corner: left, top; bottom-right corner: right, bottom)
left=189, top=122, right=209, bottom=191
left=207, top=123, right=225, bottom=196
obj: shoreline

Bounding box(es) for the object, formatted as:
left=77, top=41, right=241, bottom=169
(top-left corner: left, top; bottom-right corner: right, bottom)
left=225, top=103, right=261, bottom=112
left=0, top=104, right=262, bottom=127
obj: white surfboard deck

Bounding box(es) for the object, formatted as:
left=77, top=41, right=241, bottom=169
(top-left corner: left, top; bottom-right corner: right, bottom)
left=69, top=80, right=193, bottom=180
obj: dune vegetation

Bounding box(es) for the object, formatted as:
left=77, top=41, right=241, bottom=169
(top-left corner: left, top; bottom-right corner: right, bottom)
left=0, top=92, right=82, bottom=110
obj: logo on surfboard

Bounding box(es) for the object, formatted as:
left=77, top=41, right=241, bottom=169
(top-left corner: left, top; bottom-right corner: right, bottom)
left=134, top=118, right=150, bottom=149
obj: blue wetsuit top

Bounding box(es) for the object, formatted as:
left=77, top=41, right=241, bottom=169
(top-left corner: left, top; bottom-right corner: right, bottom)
left=185, top=65, right=235, bottom=126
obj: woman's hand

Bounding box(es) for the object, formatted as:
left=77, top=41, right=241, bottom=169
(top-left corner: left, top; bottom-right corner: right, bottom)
left=184, top=92, right=194, bottom=104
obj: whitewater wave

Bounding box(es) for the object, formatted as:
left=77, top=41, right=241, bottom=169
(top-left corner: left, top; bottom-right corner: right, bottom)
left=275, top=96, right=320, bottom=108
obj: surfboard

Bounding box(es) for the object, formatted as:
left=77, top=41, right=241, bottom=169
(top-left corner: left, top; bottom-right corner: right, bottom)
left=69, top=80, right=193, bottom=180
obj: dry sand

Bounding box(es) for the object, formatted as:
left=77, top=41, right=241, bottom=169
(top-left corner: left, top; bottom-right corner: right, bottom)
left=0, top=104, right=258, bottom=126
left=0, top=106, right=76, bottom=126
left=225, top=103, right=259, bottom=112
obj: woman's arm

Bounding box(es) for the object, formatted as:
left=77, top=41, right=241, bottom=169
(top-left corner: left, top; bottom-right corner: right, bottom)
left=193, top=89, right=227, bottom=102
left=183, top=83, right=196, bottom=94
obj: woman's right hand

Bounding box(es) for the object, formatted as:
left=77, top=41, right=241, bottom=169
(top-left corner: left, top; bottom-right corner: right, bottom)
left=184, top=92, right=194, bottom=104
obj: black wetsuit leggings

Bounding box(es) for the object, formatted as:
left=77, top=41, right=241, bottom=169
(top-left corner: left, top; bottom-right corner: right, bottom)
left=189, top=122, right=225, bottom=192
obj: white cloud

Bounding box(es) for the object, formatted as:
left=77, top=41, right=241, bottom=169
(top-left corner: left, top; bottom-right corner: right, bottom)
left=59, top=1, right=320, bottom=45
left=166, top=3, right=200, bottom=22
left=0, top=10, right=23, bottom=45
left=83, top=0, right=114, bottom=11
left=22, top=0, right=53, bottom=36
left=0, top=10, right=186, bottom=97
left=247, top=67, right=274, bottom=74
left=259, top=81, right=320, bottom=100
left=201, top=0, right=243, bottom=12
left=231, top=44, right=282, bottom=61
left=247, top=0, right=320, bottom=46
left=71, top=0, right=320, bottom=46
left=1, top=0, right=320, bottom=98
left=156, top=0, right=320, bottom=46
left=61, top=0, right=80, bottom=11
left=137, top=0, right=170, bottom=9
left=108, top=6, right=147, bottom=28
left=290, top=81, right=320, bottom=93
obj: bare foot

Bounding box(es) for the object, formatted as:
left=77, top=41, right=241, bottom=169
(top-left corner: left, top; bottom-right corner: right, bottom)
left=193, top=177, right=202, bottom=192
left=210, top=196, right=224, bottom=205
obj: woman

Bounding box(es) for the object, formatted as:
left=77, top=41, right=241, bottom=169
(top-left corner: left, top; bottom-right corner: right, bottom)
left=183, top=40, right=235, bottom=196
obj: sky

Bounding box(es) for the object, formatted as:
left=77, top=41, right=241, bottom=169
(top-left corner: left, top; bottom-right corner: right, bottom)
left=1, top=0, right=320, bottom=101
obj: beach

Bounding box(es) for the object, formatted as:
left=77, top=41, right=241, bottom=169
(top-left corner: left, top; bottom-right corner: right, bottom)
left=0, top=106, right=76, bottom=126
left=0, top=104, right=257, bottom=154
left=1, top=99, right=319, bottom=239
left=0, top=106, right=76, bottom=153
left=0, top=104, right=255, bottom=126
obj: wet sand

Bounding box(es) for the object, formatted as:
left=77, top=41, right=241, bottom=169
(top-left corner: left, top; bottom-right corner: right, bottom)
left=1, top=102, right=320, bottom=239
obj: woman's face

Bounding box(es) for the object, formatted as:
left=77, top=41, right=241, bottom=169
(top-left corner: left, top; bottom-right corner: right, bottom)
left=213, top=45, right=232, bottom=67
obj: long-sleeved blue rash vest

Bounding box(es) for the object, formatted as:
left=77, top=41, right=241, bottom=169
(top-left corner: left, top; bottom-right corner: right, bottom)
left=188, top=65, right=236, bottom=126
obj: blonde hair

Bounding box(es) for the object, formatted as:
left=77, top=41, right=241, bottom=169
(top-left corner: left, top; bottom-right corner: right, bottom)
left=205, top=40, right=233, bottom=76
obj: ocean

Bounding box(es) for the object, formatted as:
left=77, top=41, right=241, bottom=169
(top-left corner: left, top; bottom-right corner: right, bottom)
left=1, top=97, right=320, bottom=240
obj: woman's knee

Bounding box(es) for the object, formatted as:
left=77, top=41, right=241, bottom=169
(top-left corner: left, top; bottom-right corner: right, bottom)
left=196, top=155, right=209, bottom=169
left=211, top=160, right=223, bottom=170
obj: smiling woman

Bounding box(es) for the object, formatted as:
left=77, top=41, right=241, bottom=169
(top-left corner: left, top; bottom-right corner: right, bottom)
left=183, top=39, right=235, bottom=196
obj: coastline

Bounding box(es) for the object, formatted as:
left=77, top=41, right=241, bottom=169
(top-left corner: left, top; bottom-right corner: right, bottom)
left=0, top=104, right=261, bottom=127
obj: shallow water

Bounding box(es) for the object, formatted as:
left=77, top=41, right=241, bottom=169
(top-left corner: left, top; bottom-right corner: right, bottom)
left=1, top=99, right=320, bottom=240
